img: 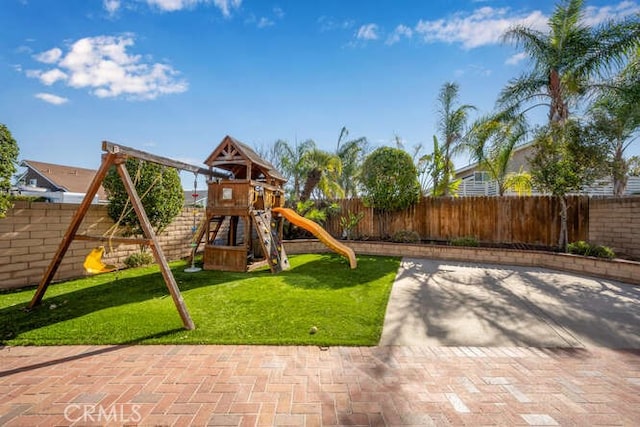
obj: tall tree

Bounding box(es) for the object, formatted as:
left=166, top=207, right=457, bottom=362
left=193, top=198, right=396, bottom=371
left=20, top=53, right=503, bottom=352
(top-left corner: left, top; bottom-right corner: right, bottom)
left=587, top=90, right=640, bottom=196
left=499, top=0, right=639, bottom=126
left=529, top=121, right=607, bottom=249
left=420, top=135, right=460, bottom=196
left=298, top=148, right=343, bottom=201
left=0, top=124, right=19, bottom=218
left=500, top=0, right=639, bottom=249
left=274, top=138, right=316, bottom=202
left=335, top=127, right=368, bottom=199
left=435, top=82, right=476, bottom=196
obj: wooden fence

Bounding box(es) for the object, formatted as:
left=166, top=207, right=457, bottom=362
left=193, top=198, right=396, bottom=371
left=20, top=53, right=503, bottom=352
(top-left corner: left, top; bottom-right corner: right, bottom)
left=322, top=196, right=589, bottom=248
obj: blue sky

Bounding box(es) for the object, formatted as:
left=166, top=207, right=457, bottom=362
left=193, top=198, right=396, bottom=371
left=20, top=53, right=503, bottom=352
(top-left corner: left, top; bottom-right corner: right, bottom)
left=2, top=0, right=639, bottom=188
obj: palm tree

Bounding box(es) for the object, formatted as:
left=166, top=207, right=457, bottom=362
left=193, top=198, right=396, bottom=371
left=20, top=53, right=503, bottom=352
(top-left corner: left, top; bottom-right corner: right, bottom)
left=299, top=148, right=343, bottom=201
left=587, top=90, right=640, bottom=196
left=465, top=113, right=531, bottom=195
left=435, top=82, right=476, bottom=196
left=420, top=135, right=460, bottom=196
left=274, top=138, right=317, bottom=202
left=335, top=127, right=368, bottom=199
left=499, top=0, right=639, bottom=126
left=500, top=0, right=639, bottom=249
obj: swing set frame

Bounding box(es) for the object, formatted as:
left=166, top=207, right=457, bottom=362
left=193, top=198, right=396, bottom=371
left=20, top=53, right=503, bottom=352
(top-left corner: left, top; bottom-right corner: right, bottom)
left=27, top=141, right=229, bottom=330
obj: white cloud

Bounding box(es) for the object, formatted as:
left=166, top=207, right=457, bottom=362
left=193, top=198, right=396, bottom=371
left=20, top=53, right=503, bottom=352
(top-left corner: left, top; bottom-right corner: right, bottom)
left=414, top=7, right=547, bottom=49
left=410, top=2, right=639, bottom=49
left=146, top=0, right=196, bottom=12
left=257, top=17, right=274, bottom=28
left=103, top=0, right=120, bottom=15
left=273, top=7, right=284, bottom=19
left=386, top=24, right=413, bottom=45
left=454, top=64, right=493, bottom=77
left=213, top=0, right=241, bottom=17
left=28, top=35, right=187, bottom=101
left=142, top=0, right=240, bottom=16
left=35, top=93, right=69, bottom=105
left=356, top=23, right=379, bottom=41
left=318, top=16, right=355, bottom=32
left=38, top=69, right=68, bottom=85
left=506, top=52, right=527, bottom=65
left=583, top=1, right=640, bottom=26
left=34, top=47, right=62, bottom=64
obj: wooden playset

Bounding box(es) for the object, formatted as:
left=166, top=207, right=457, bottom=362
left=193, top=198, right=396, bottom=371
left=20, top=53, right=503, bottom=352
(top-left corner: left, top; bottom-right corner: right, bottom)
left=28, top=136, right=356, bottom=330
left=198, top=135, right=290, bottom=273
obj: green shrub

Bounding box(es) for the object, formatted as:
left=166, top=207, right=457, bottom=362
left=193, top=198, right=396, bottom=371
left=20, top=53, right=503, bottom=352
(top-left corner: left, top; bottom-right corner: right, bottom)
left=124, top=251, right=154, bottom=268
left=339, top=211, right=364, bottom=240
left=591, top=245, right=615, bottom=259
left=567, top=240, right=590, bottom=255
left=450, top=236, right=479, bottom=247
left=567, top=241, right=615, bottom=259
left=391, top=230, right=420, bottom=243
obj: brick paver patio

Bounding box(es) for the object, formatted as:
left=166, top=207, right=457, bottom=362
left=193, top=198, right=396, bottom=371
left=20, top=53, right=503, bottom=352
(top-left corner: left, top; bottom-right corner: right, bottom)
left=1, top=344, right=639, bottom=426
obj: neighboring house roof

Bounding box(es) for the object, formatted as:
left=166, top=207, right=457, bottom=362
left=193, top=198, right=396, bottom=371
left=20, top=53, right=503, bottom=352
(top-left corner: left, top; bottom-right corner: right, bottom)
left=19, top=160, right=108, bottom=201
left=454, top=141, right=535, bottom=180
left=204, top=135, right=287, bottom=183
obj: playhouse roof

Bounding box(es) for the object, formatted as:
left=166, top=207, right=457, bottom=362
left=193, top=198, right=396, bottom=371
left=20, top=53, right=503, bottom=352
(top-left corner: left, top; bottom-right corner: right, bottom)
left=204, top=135, right=286, bottom=182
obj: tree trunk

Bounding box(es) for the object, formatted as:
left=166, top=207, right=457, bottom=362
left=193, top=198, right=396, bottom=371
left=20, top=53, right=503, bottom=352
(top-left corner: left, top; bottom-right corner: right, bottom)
left=558, top=195, right=568, bottom=252
left=549, top=69, right=569, bottom=125
left=612, top=143, right=628, bottom=197
left=300, top=169, right=322, bottom=201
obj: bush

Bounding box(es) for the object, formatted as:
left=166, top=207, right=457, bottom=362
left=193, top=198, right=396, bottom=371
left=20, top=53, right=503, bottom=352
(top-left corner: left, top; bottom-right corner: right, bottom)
left=567, top=240, right=590, bottom=255
left=567, top=241, right=615, bottom=259
left=124, top=251, right=155, bottom=268
left=591, top=245, right=615, bottom=259
left=391, top=230, right=420, bottom=243
left=451, top=236, right=479, bottom=247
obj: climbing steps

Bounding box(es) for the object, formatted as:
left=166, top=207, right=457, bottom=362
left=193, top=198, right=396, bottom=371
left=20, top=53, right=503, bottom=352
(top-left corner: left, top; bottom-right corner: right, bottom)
left=251, top=210, right=289, bottom=273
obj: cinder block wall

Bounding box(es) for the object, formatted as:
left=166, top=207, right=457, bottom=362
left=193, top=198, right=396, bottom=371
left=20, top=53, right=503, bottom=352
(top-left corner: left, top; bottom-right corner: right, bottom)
left=588, top=197, right=640, bottom=260
left=2, top=196, right=639, bottom=290
left=285, top=240, right=640, bottom=285
left=0, top=201, right=204, bottom=290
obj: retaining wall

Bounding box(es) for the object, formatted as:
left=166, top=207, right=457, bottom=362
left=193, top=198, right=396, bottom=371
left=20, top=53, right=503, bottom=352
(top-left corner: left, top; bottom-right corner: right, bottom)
left=285, top=240, right=640, bottom=285
left=2, top=197, right=639, bottom=290
left=0, top=201, right=203, bottom=290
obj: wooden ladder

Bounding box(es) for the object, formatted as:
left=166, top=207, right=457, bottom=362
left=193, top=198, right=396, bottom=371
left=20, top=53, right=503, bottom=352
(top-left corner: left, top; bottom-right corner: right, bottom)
left=251, top=210, right=289, bottom=273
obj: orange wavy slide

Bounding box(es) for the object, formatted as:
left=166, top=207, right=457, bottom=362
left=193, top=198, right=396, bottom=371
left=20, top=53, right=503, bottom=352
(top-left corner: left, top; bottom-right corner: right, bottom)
left=272, top=207, right=357, bottom=269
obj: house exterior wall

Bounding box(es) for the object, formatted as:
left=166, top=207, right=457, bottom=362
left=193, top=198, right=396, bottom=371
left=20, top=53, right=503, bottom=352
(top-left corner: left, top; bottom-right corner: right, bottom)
left=0, top=201, right=204, bottom=290
left=507, top=145, right=532, bottom=173
left=19, top=170, right=60, bottom=191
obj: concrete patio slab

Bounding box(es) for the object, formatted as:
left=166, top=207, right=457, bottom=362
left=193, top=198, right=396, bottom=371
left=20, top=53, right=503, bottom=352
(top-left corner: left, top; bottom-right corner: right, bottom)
left=380, top=258, right=640, bottom=348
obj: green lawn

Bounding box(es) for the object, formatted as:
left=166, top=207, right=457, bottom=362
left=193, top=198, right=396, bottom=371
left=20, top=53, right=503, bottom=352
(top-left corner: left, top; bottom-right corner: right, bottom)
left=0, top=254, right=400, bottom=346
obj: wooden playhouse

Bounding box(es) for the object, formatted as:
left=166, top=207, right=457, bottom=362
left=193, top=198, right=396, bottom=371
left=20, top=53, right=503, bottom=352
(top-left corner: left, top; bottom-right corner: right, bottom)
left=201, top=135, right=289, bottom=272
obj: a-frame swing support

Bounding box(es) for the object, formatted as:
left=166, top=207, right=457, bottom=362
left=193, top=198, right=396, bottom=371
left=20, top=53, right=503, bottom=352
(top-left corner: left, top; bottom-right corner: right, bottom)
left=26, top=141, right=227, bottom=330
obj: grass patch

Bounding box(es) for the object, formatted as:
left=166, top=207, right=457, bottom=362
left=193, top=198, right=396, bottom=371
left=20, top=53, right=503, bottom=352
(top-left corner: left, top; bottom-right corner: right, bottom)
left=0, top=254, right=400, bottom=346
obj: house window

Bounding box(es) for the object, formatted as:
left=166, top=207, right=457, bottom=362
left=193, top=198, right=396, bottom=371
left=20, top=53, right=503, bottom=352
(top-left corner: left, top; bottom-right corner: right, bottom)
left=474, top=172, right=489, bottom=182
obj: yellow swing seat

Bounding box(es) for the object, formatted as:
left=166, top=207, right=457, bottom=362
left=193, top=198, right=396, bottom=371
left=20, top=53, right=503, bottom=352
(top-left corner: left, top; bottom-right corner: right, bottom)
left=83, top=246, right=117, bottom=274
